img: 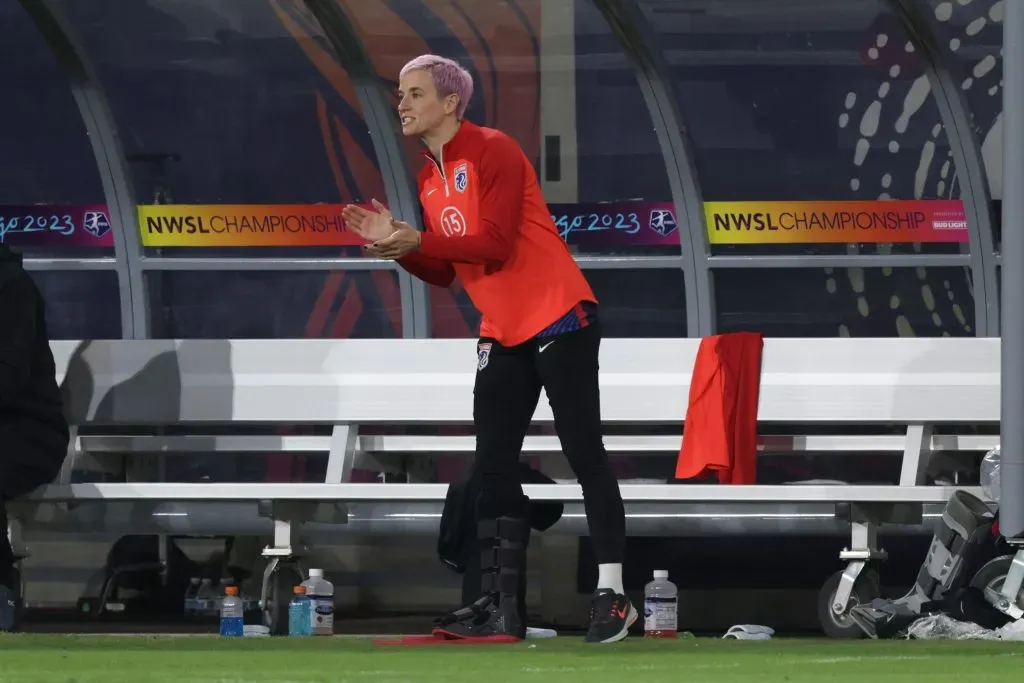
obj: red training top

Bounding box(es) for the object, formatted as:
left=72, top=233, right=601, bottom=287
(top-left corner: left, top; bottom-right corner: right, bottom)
left=674, top=332, right=764, bottom=486
left=397, top=121, right=596, bottom=347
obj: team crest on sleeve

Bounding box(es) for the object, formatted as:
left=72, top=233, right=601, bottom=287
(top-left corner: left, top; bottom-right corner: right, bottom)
left=477, top=342, right=492, bottom=371
left=454, top=163, right=468, bottom=193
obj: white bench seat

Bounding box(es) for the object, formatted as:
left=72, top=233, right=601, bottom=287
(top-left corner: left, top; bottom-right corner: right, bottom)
left=28, top=482, right=982, bottom=504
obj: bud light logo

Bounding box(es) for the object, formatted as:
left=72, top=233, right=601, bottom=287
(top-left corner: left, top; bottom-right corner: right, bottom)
left=649, top=209, right=677, bottom=237
left=83, top=211, right=111, bottom=239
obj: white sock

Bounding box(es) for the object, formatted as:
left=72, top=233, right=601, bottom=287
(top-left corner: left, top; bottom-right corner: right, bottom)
left=596, top=563, right=624, bottom=595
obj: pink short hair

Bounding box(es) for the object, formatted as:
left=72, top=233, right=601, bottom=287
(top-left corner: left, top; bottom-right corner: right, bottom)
left=400, top=54, right=474, bottom=119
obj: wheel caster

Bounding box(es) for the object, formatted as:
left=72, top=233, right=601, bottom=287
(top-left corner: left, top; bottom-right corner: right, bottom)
left=817, top=567, right=881, bottom=639
left=261, top=559, right=303, bottom=636
left=970, top=554, right=1024, bottom=615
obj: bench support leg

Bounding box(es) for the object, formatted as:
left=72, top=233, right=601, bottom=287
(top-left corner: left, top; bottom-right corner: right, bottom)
left=325, top=424, right=358, bottom=484
left=833, top=519, right=888, bottom=616
left=899, top=423, right=933, bottom=486
left=257, top=502, right=317, bottom=635
left=833, top=523, right=873, bottom=616
left=258, top=502, right=314, bottom=560
left=270, top=517, right=300, bottom=558
left=829, top=501, right=919, bottom=621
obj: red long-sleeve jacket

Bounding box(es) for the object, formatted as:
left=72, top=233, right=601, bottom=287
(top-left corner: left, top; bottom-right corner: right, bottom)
left=398, top=121, right=595, bottom=346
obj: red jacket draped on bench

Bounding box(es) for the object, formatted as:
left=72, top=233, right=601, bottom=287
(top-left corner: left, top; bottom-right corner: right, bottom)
left=674, top=332, right=764, bottom=485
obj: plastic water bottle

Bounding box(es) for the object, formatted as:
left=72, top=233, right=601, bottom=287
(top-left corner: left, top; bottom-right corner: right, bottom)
left=644, top=569, right=678, bottom=638
left=301, top=569, right=334, bottom=636
left=196, top=578, right=216, bottom=617
left=288, top=585, right=312, bottom=636
left=217, top=577, right=234, bottom=596
left=219, top=586, right=244, bottom=637
left=183, top=578, right=201, bottom=616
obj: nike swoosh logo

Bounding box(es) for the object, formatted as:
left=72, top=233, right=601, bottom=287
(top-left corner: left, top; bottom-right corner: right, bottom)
left=427, top=188, right=437, bottom=196
left=539, top=341, right=555, bottom=352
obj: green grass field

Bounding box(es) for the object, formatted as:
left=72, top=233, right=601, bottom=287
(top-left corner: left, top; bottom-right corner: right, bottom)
left=0, top=635, right=1022, bottom=683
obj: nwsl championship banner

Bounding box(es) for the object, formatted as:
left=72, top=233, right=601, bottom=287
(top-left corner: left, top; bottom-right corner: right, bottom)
left=138, top=204, right=364, bottom=248
left=136, top=199, right=969, bottom=249
left=551, top=199, right=968, bottom=246
left=1, top=200, right=966, bottom=250
left=703, top=199, right=968, bottom=245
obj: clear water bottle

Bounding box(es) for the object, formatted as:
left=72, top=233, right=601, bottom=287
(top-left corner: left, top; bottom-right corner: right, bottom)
left=196, top=578, right=216, bottom=617
left=183, top=577, right=201, bottom=616
left=288, top=585, right=312, bottom=637
left=219, top=586, right=244, bottom=637
left=217, top=577, right=238, bottom=615
left=301, top=569, right=334, bottom=636
left=644, top=569, right=678, bottom=638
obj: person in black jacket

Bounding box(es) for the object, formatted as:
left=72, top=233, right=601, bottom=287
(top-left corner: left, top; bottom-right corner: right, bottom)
left=0, top=244, right=69, bottom=631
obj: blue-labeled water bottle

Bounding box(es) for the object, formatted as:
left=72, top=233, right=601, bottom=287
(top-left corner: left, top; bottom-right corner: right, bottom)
left=219, top=585, right=244, bottom=637
left=288, top=585, right=312, bottom=636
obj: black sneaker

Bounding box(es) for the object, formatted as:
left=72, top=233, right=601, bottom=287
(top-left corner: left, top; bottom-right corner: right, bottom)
left=433, top=594, right=523, bottom=641
left=585, top=588, right=637, bottom=643
left=0, top=584, right=18, bottom=633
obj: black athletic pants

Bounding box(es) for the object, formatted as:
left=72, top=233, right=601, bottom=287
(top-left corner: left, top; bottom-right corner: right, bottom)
left=0, top=431, right=63, bottom=589
left=473, top=318, right=625, bottom=564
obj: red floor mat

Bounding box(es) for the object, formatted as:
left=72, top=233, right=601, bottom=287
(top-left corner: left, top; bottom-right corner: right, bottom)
left=373, top=631, right=520, bottom=646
